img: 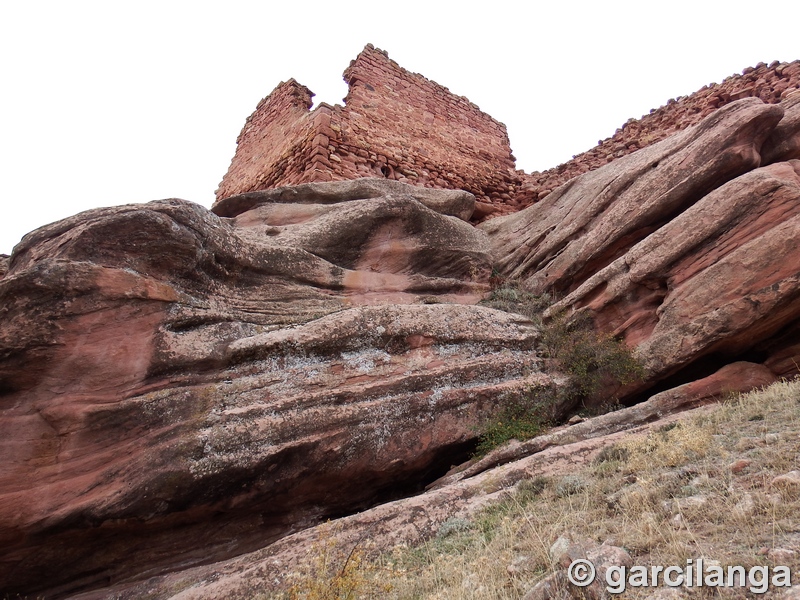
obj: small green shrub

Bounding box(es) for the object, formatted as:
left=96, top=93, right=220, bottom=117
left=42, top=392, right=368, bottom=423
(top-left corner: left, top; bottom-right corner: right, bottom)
left=473, top=385, right=559, bottom=456
left=476, top=282, right=644, bottom=454
left=541, top=309, right=644, bottom=398
left=435, top=517, right=472, bottom=539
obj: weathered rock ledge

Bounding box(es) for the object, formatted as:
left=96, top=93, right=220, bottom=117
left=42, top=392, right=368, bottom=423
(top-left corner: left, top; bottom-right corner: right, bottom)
left=483, top=95, right=800, bottom=405
left=0, top=181, right=550, bottom=597
left=3, top=69, right=800, bottom=600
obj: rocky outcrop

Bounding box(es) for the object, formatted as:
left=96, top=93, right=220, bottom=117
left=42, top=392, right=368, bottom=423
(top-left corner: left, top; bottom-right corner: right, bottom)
left=762, top=91, right=800, bottom=165
left=5, top=56, right=800, bottom=600
left=429, top=361, right=776, bottom=488
left=0, top=180, right=552, bottom=597
left=215, top=46, right=800, bottom=217
left=64, top=393, right=717, bottom=600
left=482, top=98, right=784, bottom=296
left=484, top=97, right=800, bottom=401
left=550, top=159, right=800, bottom=387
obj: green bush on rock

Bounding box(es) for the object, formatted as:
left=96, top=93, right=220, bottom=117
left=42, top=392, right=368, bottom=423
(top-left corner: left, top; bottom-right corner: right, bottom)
left=476, top=281, right=644, bottom=454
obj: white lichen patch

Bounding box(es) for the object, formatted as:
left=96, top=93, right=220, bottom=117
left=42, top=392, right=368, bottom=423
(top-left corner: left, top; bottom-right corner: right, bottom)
left=340, top=348, right=392, bottom=373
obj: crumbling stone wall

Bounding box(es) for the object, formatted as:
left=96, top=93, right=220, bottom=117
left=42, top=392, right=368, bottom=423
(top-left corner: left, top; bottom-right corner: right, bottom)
left=216, top=45, right=523, bottom=217
left=217, top=48, right=800, bottom=219
left=518, top=60, right=800, bottom=204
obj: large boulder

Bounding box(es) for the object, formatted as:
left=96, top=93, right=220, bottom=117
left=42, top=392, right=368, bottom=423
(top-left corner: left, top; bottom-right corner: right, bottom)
left=549, top=160, right=800, bottom=388
left=481, top=98, right=784, bottom=296
left=482, top=98, right=800, bottom=401
left=0, top=180, right=550, bottom=597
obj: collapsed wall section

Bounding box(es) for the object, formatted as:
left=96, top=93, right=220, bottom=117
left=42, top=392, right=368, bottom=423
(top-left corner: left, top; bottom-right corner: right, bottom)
left=215, top=79, right=320, bottom=196
left=215, top=45, right=523, bottom=217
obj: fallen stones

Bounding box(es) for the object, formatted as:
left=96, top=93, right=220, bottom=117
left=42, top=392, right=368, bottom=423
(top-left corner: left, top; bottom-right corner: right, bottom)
left=771, top=471, right=800, bottom=496
left=522, top=534, right=633, bottom=600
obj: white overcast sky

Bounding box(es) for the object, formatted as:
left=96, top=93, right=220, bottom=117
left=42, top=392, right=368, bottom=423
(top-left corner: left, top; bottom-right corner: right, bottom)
left=1, top=1, right=798, bottom=254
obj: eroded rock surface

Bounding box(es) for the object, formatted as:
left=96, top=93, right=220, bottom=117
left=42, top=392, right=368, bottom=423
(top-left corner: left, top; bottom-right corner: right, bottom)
left=5, top=62, right=800, bottom=600
left=763, top=91, right=800, bottom=165
left=482, top=99, right=784, bottom=296
left=67, top=397, right=717, bottom=600
left=550, top=159, right=800, bottom=389
left=484, top=98, right=800, bottom=401
left=0, top=180, right=548, bottom=597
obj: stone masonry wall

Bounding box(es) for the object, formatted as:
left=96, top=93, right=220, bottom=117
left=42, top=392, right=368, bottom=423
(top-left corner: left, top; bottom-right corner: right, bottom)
left=216, top=79, right=319, bottom=196
left=517, top=60, right=800, bottom=204
left=217, top=49, right=800, bottom=219
left=216, top=45, right=523, bottom=217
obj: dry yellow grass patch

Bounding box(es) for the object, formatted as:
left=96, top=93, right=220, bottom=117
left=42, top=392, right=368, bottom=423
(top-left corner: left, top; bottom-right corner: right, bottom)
left=277, top=379, right=800, bottom=599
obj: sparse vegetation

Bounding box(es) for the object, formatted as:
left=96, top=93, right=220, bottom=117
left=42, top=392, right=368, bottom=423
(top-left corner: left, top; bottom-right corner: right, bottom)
left=325, top=378, right=800, bottom=599
left=262, top=379, right=800, bottom=600
left=472, top=383, right=562, bottom=457
left=476, top=281, right=644, bottom=454
left=277, top=523, right=392, bottom=600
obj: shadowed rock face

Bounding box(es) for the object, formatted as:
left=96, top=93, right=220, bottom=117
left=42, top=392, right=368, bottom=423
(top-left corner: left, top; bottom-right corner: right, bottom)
left=762, top=91, right=800, bottom=165
left=483, top=97, right=800, bottom=400
left=0, top=180, right=553, bottom=597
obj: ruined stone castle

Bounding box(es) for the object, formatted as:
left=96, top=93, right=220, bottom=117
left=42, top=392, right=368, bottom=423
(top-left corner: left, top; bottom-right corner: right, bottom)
left=216, top=45, right=800, bottom=221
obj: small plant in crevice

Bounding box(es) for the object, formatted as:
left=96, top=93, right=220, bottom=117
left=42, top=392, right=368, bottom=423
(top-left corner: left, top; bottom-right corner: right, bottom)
left=473, top=384, right=562, bottom=457
left=540, top=308, right=644, bottom=399
left=476, top=281, right=644, bottom=454
left=479, top=279, right=553, bottom=322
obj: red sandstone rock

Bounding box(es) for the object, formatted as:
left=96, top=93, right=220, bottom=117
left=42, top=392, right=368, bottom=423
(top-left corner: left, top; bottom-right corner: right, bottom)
left=5, top=54, right=800, bottom=599
left=516, top=61, right=800, bottom=207
left=481, top=98, right=784, bottom=297
left=546, top=159, right=800, bottom=388
left=213, top=177, right=476, bottom=222
left=0, top=181, right=552, bottom=597
left=730, top=458, right=752, bottom=474
left=637, top=362, right=776, bottom=409
left=762, top=91, right=800, bottom=164
left=64, top=399, right=714, bottom=600
left=429, top=362, right=774, bottom=489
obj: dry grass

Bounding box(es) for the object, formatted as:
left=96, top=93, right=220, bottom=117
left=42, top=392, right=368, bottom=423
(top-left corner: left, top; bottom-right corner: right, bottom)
left=277, top=378, right=800, bottom=599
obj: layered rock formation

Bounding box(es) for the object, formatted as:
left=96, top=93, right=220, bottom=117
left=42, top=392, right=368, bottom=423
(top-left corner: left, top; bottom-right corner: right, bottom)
left=483, top=92, right=800, bottom=399
left=3, top=52, right=800, bottom=599
left=0, top=180, right=555, bottom=597
left=216, top=45, right=522, bottom=215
